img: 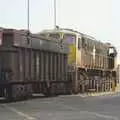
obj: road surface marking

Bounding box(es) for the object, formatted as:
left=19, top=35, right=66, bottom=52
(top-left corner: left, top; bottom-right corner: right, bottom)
left=1, top=104, right=36, bottom=120
left=84, top=111, right=119, bottom=120
left=63, top=104, right=119, bottom=120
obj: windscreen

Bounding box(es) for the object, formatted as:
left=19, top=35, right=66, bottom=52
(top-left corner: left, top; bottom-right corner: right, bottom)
left=40, top=33, right=60, bottom=41
left=49, top=33, right=60, bottom=40
left=63, top=34, right=76, bottom=44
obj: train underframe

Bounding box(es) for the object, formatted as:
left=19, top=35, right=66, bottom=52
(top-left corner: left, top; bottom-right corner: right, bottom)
left=0, top=80, right=72, bottom=100
left=71, top=68, right=117, bottom=93
left=0, top=69, right=117, bottom=100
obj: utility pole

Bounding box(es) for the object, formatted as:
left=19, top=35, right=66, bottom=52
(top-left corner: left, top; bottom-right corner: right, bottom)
left=54, top=0, right=56, bottom=28
left=27, top=0, right=30, bottom=31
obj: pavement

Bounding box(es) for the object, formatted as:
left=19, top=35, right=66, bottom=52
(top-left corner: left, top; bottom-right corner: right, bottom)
left=0, top=93, right=120, bottom=120
left=78, top=91, right=120, bottom=97
left=78, top=84, right=120, bottom=97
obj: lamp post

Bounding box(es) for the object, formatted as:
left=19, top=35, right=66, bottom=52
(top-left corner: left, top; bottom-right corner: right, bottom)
left=54, top=0, right=56, bottom=28
left=27, top=0, right=30, bottom=31
left=27, top=0, right=30, bottom=45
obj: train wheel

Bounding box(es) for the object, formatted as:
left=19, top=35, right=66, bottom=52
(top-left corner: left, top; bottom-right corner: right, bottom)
left=3, top=88, right=8, bottom=98
left=49, top=84, right=56, bottom=96
left=78, top=74, right=84, bottom=93
left=7, top=85, right=12, bottom=100
left=78, top=70, right=88, bottom=93
left=43, top=84, right=49, bottom=96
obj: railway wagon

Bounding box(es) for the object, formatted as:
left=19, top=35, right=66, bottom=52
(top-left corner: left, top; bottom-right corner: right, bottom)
left=0, top=28, right=70, bottom=99
left=40, top=27, right=117, bottom=93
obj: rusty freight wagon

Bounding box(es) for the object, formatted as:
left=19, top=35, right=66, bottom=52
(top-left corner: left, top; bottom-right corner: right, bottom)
left=0, top=28, right=70, bottom=100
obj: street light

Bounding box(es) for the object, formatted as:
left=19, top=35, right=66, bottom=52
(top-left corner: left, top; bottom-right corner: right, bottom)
left=27, top=0, right=57, bottom=30
left=27, top=0, right=30, bottom=31
left=54, top=0, right=56, bottom=28
left=27, top=0, right=30, bottom=45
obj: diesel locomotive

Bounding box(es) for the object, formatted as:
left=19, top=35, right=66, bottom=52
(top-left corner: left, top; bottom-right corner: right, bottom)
left=40, top=27, right=117, bottom=93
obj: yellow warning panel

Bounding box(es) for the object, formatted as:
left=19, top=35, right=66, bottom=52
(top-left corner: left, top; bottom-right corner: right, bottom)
left=68, top=44, right=76, bottom=64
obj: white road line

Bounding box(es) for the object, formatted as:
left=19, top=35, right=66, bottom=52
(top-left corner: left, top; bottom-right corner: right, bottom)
left=1, top=101, right=119, bottom=120
left=83, top=111, right=119, bottom=120
left=62, top=104, right=119, bottom=120
left=1, top=104, right=36, bottom=120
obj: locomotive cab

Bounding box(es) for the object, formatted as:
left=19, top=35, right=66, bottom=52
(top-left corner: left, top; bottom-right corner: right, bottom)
left=40, top=30, right=77, bottom=66
left=109, top=47, right=117, bottom=57
left=108, top=47, right=117, bottom=69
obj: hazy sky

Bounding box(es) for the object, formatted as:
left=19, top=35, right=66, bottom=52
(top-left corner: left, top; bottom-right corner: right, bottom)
left=0, top=0, right=120, bottom=57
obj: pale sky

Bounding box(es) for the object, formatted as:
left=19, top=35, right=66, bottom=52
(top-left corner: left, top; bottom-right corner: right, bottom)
left=0, top=0, right=120, bottom=58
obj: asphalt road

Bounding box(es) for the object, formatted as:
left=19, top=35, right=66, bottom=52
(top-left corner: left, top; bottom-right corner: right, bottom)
left=0, top=94, right=120, bottom=120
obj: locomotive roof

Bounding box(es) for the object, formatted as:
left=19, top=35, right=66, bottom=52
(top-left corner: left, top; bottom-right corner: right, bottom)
left=41, top=28, right=76, bottom=36
left=40, top=28, right=116, bottom=48
left=41, top=28, right=96, bottom=40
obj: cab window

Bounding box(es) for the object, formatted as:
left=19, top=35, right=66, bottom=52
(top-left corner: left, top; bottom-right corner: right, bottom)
left=49, top=33, right=60, bottom=40
left=63, top=34, right=76, bottom=44
left=78, top=38, right=81, bottom=50
left=81, top=37, right=86, bottom=48
left=40, top=33, right=60, bottom=41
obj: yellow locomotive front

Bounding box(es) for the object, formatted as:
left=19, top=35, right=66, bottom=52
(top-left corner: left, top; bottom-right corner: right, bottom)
left=40, top=29, right=77, bottom=68
left=39, top=28, right=80, bottom=93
